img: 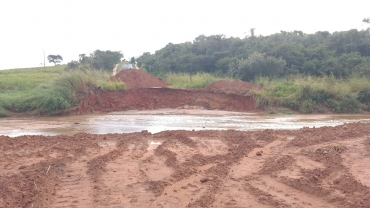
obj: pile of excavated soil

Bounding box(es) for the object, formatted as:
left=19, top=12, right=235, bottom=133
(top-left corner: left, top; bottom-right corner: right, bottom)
left=1, top=123, right=370, bottom=207
left=74, top=88, right=258, bottom=114
left=110, top=69, right=168, bottom=89
left=203, top=80, right=261, bottom=95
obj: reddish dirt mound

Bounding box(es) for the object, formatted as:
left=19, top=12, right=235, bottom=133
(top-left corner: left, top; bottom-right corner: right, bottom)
left=110, top=69, right=168, bottom=89
left=74, top=88, right=258, bottom=114
left=204, top=80, right=260, bottom=95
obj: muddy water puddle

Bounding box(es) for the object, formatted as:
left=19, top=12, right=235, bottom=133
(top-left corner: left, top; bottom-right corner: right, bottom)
left=1, top=109, right=370, bottom=137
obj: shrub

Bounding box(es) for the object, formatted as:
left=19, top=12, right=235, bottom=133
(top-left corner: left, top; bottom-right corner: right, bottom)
left=279, top=96, right=299, bottom=109
left=254, top=75, right=369, bottom=113
left=299, top=99, right=315, bottom=113
left=358, top=88, right=370, bottom=103
left=338, top=94, right=360, bottom=113
left=311, top=90, right=332, bottom=103
left=0, top=107, right=6, bottom=117
left=326, top=94, right=360, bottom=113
left=296, top=85, right=313, bottom=101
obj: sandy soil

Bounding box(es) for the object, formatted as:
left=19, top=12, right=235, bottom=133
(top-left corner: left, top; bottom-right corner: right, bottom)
left=1, top=123, right=370, bottom=207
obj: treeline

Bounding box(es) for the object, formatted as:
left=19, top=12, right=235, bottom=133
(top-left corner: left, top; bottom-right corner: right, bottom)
left=137, top=29, right=370, bottom=80
left=66, top=50, right=123, bottom=71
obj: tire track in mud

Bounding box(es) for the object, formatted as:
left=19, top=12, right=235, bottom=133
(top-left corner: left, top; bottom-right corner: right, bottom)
left=1, top=123, right=370, bottom=207
left=51, top=144, right=106, bottom=208
left=148, top=131, right=259, bottom=207
left=86, top=132, right=153, bottom=207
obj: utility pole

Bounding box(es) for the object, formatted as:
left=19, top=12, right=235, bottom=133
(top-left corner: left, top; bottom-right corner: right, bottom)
left=43, top=49, right=45, bottom=68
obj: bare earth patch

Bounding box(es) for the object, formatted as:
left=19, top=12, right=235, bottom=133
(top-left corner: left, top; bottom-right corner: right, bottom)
left=1, top=123, right=370, bottom=207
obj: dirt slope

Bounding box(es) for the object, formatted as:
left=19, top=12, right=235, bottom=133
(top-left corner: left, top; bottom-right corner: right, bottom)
left=1, top=123, right=370, bottom=207
left=75, top=88, right=258, bottom=114
left=74, top=70, right=261, bottom=115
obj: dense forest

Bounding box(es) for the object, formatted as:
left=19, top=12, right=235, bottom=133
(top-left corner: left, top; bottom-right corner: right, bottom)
left=137, top=29, right=370, bottom=80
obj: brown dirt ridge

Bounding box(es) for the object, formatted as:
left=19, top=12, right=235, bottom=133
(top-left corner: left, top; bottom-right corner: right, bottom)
left=75, top=88, right=258, bottom=114
left=75, top=69, right=260, bottom=114
left=1, top=123, right=370, bottom=207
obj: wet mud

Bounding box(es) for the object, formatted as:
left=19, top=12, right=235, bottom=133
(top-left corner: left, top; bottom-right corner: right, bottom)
left=1, top=110, right=370, bottom=137
left=1, top=123, right=370, bottom=207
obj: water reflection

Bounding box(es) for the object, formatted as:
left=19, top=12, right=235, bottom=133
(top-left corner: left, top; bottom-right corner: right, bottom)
left=1, top=110, right=370, bottom=137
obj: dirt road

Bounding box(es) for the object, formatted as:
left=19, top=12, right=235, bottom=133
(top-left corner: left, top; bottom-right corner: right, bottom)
left=1, top=123, right=370, bottom=207
left=112, top=64, right=119, bottom=76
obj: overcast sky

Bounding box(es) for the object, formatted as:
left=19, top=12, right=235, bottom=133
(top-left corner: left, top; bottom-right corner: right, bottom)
left=0, top=0, right=369, bottom=70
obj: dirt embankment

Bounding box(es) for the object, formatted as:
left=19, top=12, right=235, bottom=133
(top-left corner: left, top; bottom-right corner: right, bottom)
left=75, top=88, right=257, bottom=114
left=74, top=70, right=260, bottom=114
left=1, top=123, right=370, bottom=207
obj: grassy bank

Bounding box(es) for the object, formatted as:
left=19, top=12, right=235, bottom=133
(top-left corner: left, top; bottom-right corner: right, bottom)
left=0, top=66, right=65, bottom=116
left=254, top=75, right=370, bottom=113
left=0, top=66, right=125, bottom=116
left=165, top=72, right=227, bottom=88
left=0, top=65, right=65, bottom=92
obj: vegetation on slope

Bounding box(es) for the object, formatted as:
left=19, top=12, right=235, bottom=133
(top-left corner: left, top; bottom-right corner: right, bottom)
left=165, top=72, right=227, bottom=88
left=254, top=75, right=370, bottom=113
left=0, top=66, right=125, bottom=116
left=0, top=65, right=65, bottom=92
left=0, top=66, right=65, bottom=116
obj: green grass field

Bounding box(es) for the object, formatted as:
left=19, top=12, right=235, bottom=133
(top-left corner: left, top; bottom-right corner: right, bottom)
left=0, top=66, right=66, bottom=116
left=0, top=65, right=65, bottom=92
left=0, top=65, right=124, bottom=116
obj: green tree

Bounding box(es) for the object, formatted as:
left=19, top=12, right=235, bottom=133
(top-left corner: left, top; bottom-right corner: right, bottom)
left=231, top=52, right=286, bottom=81
left=47, top=55, right=63, bottom=65
left=66, top=61, right=80, bottom=70
left=65, top=50, right=123, bottom=71
left=135, top=29, right=370, bottom=79
left=79, top=54, right=89, bottom=64
left=90, top=50, right=123, bottom=70
left=130, top=57, right=136, bottom=64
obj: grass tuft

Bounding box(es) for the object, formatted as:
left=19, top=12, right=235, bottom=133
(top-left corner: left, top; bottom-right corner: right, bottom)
left=98, top=81, right=126, bottom=91
left=165, top=72, right=228, bottom=88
